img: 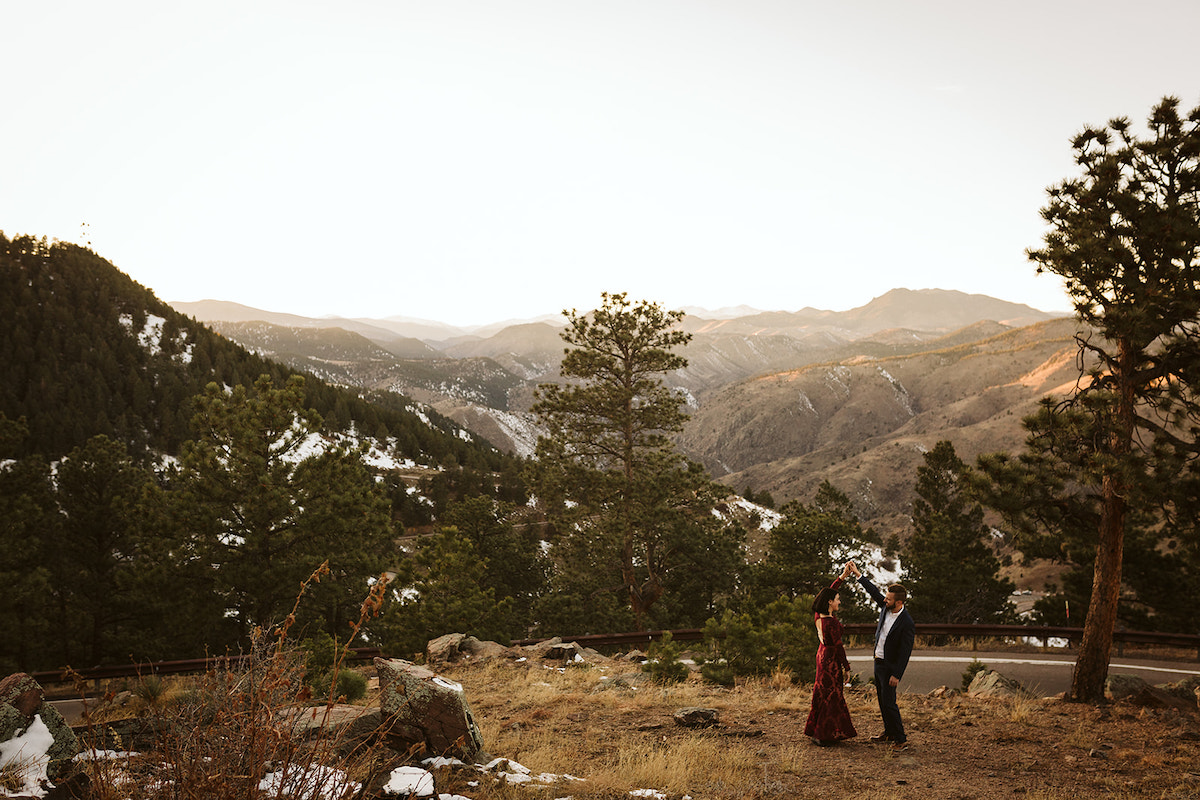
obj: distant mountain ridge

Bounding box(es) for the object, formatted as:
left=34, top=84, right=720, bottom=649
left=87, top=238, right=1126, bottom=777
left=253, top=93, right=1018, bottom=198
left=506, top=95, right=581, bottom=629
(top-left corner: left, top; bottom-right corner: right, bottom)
left=175, top=290, right=1074, bottom=531
left=174, top=289, right=1059, bottom=341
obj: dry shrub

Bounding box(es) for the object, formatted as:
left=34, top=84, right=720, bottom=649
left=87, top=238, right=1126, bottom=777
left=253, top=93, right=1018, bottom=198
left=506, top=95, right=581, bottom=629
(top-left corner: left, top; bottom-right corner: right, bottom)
left=71, top=563, right=396, bottom=800
left=1004, top=691, right=1043, bottom=724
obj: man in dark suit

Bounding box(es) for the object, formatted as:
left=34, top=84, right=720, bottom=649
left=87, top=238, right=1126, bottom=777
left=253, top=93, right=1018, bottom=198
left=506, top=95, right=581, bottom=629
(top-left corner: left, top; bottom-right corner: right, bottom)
left=848, top=561, right=914, bottom=750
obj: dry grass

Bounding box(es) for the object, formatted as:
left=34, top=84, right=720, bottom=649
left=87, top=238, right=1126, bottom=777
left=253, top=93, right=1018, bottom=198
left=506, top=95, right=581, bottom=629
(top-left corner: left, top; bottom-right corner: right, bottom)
left=430, top=658, right=1200, bottom=800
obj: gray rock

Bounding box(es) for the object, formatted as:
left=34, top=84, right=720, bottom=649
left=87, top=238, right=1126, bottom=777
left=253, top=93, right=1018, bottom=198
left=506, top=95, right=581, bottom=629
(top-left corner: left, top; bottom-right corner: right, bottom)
left=1154, top=675, right=1200, bottom=705
left=967, top=669, right=1034, bottom=699
left=520, top=637, right=607, bottom=664
left=673, top=707, right=720, bottom=728
left=375, top=657, right=486, bottom=763
left=427, top=633, right=515, bottom=666
left=1116, top=685, right=1196, bottom=710
left=1105, top=673, right=1150, bottom=701
left=284, top=704, right=388, bottom=758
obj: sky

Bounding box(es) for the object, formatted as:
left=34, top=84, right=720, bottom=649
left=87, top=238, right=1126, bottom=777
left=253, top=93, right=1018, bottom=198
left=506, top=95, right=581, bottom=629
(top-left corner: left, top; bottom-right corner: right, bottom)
left=4, top=1, right=1199, bottom=327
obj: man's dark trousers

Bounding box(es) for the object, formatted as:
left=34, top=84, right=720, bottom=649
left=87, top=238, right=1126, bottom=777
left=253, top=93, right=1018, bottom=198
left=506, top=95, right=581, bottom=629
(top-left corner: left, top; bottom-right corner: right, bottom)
left=873, top=657, right=905, bottom=743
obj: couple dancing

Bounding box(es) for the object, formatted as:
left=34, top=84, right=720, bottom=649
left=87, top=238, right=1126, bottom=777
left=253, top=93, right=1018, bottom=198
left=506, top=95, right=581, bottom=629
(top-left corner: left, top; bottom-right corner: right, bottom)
left=804, top=561, right=914, bottom=751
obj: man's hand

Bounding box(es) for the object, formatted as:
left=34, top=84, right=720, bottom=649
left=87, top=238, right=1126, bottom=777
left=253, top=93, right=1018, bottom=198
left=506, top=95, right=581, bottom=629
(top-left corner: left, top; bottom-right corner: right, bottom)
left=889, top=676, right=899, bottom=688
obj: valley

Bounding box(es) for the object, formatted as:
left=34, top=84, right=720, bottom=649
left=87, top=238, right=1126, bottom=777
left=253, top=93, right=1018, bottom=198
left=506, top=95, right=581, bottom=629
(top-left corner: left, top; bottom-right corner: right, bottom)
left=176, top=290, right=1077, bottom=545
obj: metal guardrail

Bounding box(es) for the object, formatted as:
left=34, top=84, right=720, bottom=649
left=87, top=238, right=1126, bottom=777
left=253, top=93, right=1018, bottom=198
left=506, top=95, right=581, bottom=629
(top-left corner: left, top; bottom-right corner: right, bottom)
left=31, top=623, right=1200, bottom=684
left=514, top=624, right=1200, bottom=660
left=31, top=647, right=383, bottom=686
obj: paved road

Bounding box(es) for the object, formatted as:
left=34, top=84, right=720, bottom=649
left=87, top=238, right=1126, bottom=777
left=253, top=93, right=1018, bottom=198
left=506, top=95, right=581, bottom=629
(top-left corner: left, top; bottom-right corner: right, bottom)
left=48, top=649, right=1199, bottom=725
left=848, top=648, right=1200, bottom=695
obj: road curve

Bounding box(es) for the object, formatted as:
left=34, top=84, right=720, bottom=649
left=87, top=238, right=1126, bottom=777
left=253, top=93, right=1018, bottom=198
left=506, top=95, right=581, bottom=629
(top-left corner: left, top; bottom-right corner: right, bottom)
left=848, top=648, right=1200, bottom=696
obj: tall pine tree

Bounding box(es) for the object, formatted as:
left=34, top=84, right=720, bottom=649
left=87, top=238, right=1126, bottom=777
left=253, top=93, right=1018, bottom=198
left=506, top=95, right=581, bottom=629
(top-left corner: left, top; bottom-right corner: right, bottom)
left=529, top=293, right=737, bottom=629
left=978, top=97, right=1200, bottom=701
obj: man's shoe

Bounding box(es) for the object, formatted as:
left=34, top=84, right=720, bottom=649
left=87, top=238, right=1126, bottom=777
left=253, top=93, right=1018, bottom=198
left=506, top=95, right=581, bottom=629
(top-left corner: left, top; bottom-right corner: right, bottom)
left=869, top=734, right=892, bottom=743
left=890, top=741, right=909, bottom=751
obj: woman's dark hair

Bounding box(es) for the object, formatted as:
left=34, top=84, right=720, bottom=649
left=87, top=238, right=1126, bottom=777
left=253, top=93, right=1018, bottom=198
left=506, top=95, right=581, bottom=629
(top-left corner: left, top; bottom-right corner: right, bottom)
left=812, top=587, right=838, bottom=615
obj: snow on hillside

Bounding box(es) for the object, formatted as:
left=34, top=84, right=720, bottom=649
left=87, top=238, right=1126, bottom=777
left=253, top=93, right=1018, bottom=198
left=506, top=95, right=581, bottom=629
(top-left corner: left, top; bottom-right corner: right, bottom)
left=120, top=312, right=194, bottom=363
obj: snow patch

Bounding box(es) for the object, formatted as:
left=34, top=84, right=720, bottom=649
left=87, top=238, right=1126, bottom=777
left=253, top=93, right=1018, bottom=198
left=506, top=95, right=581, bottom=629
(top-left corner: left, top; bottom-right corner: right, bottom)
left=0, top=715, right=54, bottom=798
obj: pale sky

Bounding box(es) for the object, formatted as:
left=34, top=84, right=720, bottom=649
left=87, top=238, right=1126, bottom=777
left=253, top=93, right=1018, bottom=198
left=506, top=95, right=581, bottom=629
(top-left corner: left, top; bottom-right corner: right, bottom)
left=4, top=1, right=1198, bottom=326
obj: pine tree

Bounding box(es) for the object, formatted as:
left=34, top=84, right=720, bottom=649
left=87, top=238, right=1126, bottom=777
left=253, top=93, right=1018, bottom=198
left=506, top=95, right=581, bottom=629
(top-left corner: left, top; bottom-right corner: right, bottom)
left=745, top=481, right=877, bottom=619
left=378, top=531, right=516, bottom=656
left=902, top=441, right=1014, bottom=624
left=52, top=435, right=154, bottom=665
left=0, top=414, right=57, bottom=671
left=529, top=293, right=738, bottom=629
left=167, top=375, right=395, bottom=643
left=978, top=97, right=1200, bottom=701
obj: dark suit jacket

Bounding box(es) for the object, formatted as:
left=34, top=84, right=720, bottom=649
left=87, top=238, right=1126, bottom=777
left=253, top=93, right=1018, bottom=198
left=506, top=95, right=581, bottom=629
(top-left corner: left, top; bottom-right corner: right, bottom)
left=858, top=576, right=915, bottom=680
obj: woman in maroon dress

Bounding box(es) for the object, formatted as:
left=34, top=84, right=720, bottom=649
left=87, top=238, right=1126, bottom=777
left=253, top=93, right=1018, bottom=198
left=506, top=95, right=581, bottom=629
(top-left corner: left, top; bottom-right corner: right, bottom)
left=804, top=567, right=857, bottom=745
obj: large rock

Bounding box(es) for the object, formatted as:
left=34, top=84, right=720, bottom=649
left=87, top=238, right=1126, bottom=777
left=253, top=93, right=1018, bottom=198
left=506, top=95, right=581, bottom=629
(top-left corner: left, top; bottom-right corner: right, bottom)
left=967, top=669, right=1034, bottom=699
left=284, top=704, right=387, bottom=758
left=375, top=658, right=486, bottom=763
left=426, top=634, right=512, bottom=666
left=1109, top=673, right=1200, bottom=710
left=0, top=673, right=77, bottom=780
left=1105, top=674, right=1150, bottom=701
left=520, top=637, right=606, bottom=664
left=673, top=707, right=719, bottom=728
left=1156, top=675, right=1200, bottom=707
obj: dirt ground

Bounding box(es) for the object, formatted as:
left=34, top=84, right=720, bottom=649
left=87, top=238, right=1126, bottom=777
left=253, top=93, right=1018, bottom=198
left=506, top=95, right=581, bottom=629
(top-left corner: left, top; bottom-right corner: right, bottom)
left=715, top=688, right=1200, bottom=800
left=447, top=661, right=1200, bottom=800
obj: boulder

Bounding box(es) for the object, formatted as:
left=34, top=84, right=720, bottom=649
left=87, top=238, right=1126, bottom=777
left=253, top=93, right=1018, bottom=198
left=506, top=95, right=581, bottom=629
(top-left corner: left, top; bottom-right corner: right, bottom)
left=1117, top=685, right=1196, bottom=711
left=375, top=658, right=486, bottom=763
left=1105, top=673, right=1150, bottom=701
left=966, top=669, right=1034, bottom=699
left=0, top=673, right=77, bottom=780
left=1155, top=675, right=1200, bottom=706
left=673, top=707, right=720, bottom=728
left=0, top=673, right=43, bottom=717
left=427, top=634, right=512, bottom=666
left=521, top=637, right=606, bottom=664
left=284, top=703, right=388, bottom=757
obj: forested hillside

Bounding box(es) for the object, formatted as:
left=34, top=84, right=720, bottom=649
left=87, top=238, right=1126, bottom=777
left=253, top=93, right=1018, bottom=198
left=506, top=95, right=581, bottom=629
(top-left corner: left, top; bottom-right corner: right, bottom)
left=0, top=232, right=503, bottom=470
left=0, top=233, right=532, bottom=673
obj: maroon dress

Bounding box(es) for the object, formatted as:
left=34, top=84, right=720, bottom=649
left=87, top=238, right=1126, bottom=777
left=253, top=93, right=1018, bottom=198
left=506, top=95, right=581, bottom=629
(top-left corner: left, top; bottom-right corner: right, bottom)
left=804, top=579, right=857, bottom=742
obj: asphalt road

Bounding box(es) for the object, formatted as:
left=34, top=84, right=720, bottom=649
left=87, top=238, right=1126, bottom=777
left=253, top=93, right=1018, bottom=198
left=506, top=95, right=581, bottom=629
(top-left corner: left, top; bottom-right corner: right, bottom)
left=48, top=649, right=1200, bottom=725
left=848, top=648, right=1200, bottom=696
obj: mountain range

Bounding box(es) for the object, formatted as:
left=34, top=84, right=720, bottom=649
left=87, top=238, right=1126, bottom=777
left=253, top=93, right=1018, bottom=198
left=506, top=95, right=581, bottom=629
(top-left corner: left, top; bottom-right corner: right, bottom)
left=173, top=290, right=1078, bottom=543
